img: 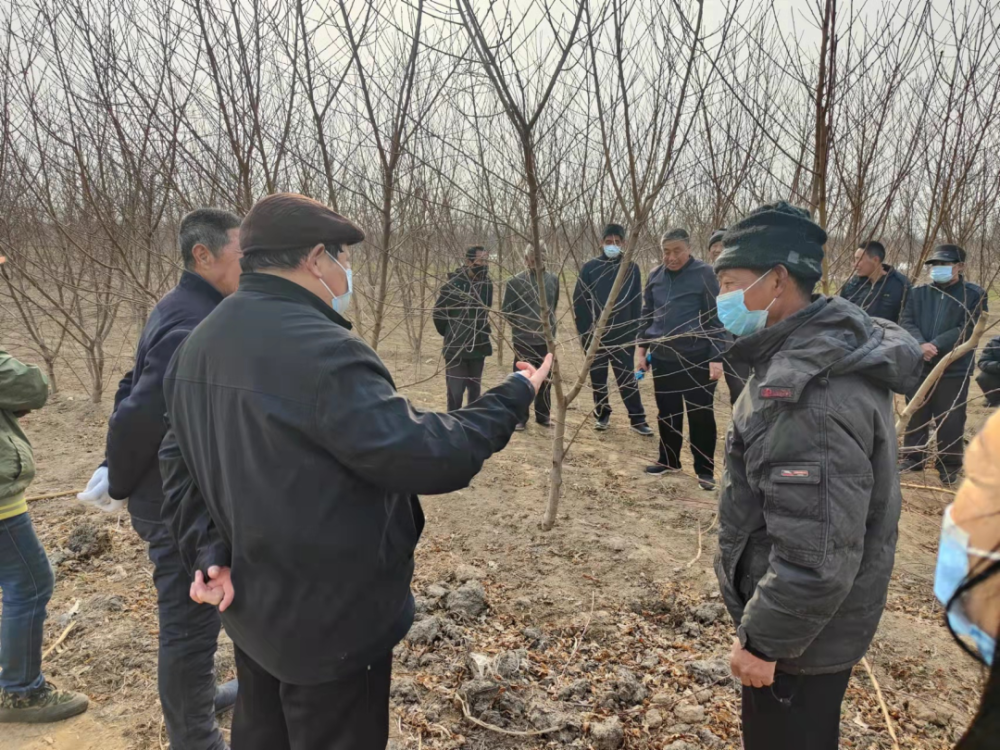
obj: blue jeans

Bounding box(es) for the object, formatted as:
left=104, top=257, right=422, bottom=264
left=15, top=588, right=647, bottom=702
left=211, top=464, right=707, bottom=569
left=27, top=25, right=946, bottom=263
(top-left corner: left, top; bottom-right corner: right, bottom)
left=0, top=511, right=54, bottom=695
left=131, top=515, right=228, bottom=750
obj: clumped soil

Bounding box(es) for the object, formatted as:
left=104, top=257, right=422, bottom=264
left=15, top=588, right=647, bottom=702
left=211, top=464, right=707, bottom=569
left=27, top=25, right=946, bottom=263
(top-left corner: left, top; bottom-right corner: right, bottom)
left=1, top=354, right=988, bottom=750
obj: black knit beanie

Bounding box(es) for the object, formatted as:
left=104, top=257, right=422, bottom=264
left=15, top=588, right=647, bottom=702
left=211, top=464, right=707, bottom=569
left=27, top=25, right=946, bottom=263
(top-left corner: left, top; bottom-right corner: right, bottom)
left=714, top=202, right=826, bottom=281
left=708, top=228, right=726, bottom=248
left=603, top=223, right=626, bottom=240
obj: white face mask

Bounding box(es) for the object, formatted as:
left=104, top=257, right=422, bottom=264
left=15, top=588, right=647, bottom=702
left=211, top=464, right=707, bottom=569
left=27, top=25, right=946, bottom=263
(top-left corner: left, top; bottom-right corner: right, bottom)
left=317, top=252, right=353, bottom=314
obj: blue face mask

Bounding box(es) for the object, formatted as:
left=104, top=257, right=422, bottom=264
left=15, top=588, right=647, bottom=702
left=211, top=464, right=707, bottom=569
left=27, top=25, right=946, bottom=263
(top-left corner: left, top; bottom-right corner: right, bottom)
left=934, top=504, right=1000, bottom=665
left=319, top=252, right=353, bottom=315
left=604, top=244, right=621, bottom=259
left=716, top=270, right=776, bottom=337
left=930, top=265, right=954, bottom=284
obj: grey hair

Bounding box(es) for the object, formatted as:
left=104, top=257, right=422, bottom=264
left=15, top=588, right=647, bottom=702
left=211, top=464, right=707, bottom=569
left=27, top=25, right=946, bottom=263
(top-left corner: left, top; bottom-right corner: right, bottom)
left=660, top=228, right=690, bottom=245
left=524, top=242, right=548, bottom=261
left=179, top=208, right=241, bottom=269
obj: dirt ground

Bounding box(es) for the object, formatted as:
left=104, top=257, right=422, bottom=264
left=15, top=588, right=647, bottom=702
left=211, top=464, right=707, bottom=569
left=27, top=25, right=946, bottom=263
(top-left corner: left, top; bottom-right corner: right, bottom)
left=0, top=335, right=991, bottom=750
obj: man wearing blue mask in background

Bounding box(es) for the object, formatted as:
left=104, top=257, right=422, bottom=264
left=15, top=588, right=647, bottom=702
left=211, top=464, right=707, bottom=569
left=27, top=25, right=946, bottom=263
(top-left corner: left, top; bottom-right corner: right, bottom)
left=711, top=202, right=922, bottom=750
left=572, top=223, right=652, bottom=435
left=900, top=244, right=987, bottom=486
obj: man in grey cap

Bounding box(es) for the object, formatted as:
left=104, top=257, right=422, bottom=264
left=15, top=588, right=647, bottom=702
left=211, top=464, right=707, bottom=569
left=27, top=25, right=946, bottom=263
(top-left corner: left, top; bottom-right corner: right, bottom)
left=900, top=244, right=987, bottom=485
left=712, top=201, right=922, bottom=750
left=160, top=193, right=551, bottom=749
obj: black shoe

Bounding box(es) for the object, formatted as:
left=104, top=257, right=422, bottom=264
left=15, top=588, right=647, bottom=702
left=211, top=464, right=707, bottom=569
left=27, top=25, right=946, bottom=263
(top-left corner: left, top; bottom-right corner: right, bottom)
left=536, top=417, right=551, bottom=427
left=0, top=682, right=89, bottom=724
left=698, top=474, right=717, bottom=491
left=214, top=679, right=239, bottom=713
left=594, top=414, right=611, bottom=431
left=645, top=464, right=680, bottom=476
left=939, top=468, right=961, bottom=487
left=631, top=423, right=654, bottom=437
left=899, top=456, right=925, bottom=473
left=514, top=423, right=526, bottom=432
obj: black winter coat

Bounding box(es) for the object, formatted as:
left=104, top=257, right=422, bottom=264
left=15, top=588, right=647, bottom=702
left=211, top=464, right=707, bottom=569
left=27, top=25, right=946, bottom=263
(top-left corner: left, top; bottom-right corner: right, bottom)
left=838, top=265, right=911, bottom=324
left=637, top=257, right=724, bottom=364
left=572, top=254, right=643, bottom=349
left=900, top=278, right=987, bottom=379
left=106, top=272, right=224, bottom=521
left=501, top=269, right=559, bottom=350
left=160, top=273, right=532, bottom=685
left=717, top=297, right=922, bottom=674
left=978, top=336, right=1000, bottom=376
left=433, top=268, right=494, bottom=363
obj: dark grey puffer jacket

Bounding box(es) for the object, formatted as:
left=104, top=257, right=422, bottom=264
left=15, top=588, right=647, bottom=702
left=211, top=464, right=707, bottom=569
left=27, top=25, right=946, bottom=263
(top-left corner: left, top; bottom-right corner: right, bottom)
left=715, top=297, right=923, bottom=674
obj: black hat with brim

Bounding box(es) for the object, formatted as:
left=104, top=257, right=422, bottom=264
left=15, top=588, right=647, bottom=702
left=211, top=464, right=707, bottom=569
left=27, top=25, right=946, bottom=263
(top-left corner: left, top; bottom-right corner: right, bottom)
left=925, top=244, right=965, bottom=264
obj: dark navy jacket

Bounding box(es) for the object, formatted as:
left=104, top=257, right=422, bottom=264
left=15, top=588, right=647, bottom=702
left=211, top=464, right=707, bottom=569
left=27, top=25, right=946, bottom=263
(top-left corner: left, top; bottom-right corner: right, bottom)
left=978, top=336, right=1000, bottom=376
left=572, top=254, right=643, bottom=349
left=838, top=265, right=911, bottom=323
left=637, top=256, right=724, bottom=364
left=106, top=272, right=224, bottom=520
left=900, top=277, right=987, bottom=380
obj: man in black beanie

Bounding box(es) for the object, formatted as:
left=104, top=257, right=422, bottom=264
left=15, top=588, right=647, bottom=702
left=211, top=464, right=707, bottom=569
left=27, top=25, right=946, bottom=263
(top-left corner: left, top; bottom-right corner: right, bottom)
left=160, top=194, right=552, bottom=749
left=712, top=202, right=922, bottom=750
left=899, top=244, right=987, bottom=485
left=572, top=223, right=652, bottom=434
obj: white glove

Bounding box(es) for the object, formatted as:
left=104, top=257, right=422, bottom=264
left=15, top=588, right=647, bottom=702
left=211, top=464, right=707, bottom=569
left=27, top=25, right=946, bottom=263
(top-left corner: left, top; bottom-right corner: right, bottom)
left=77, top=466, right=127, bottom=513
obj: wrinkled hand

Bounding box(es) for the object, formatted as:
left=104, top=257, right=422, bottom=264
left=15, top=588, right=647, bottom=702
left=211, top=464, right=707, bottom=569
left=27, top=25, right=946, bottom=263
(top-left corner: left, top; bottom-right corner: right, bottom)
left=635, top=349, right=650, bottom=374
left=921, top=343, right=938, bottom=362
left=709, top=362, right=724, bottom=382
left=190, top=566, right=235, bottom=612
left=515, top=353, right=554, bottom=394
left=77, top=466, right=127, bottom=513
left=730, top=638, right=776, bottom=688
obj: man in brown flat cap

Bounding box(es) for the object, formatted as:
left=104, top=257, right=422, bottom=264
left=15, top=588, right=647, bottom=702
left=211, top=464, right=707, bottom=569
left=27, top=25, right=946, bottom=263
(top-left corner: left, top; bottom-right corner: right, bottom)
left=159, top=193, right=551, bottom=750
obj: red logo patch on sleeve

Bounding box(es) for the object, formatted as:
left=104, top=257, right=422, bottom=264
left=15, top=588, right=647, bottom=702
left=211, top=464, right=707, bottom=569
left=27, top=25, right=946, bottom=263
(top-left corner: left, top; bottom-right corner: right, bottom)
left=760, top=387, right=793, bottom=399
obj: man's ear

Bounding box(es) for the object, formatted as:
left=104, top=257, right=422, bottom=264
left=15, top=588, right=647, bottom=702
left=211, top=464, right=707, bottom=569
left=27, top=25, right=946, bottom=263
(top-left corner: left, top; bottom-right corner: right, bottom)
left=191, top=243, right=213, bottom=269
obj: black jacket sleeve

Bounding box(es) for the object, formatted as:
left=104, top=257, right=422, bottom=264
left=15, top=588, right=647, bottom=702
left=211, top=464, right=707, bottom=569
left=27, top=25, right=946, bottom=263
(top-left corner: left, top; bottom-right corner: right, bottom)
left=315, top=338, right=533, bottom=496
left=572, top=265, right=592, bottom=338
left=432, top=279, right=452, bottom=338
left=626, top=263, right=643, bottom=324
left=106, top=328, right=191, bottom=500
left=979, top=337, right=1000, bottom=375
left=931, top=286, right=986, bottom=354
left=160, top=418, right=231, bottom=578
left=637, top=271, right=655, bottom=347
left=702, top=268, right=724, bottom=360
left=899, top=291, right=926, bottom=345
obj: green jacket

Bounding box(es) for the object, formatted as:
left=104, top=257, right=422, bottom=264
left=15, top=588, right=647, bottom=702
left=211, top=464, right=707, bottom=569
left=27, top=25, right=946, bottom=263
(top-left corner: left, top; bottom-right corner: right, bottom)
left=0, top=349, right=49, bottom=521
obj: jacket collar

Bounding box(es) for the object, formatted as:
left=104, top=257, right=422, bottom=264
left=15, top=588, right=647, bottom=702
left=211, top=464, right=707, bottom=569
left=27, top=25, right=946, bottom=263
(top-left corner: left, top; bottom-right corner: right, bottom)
left=237, top=273, right=352, bottom=330
left=178, top=270, right=225, bottom=305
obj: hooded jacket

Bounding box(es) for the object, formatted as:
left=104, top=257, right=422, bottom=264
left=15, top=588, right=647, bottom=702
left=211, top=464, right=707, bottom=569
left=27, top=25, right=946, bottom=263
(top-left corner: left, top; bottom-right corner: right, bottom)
left=572, top=254, right=643, bottom=349
left=0, top=350, right=49, bottom=521
left=838, top=265, right=911, bottom=324
left=715, top=297, right=923, bottom=674
left=433, top=267, right=494, bottom=364
left=900, top=277, right=986, bottom=380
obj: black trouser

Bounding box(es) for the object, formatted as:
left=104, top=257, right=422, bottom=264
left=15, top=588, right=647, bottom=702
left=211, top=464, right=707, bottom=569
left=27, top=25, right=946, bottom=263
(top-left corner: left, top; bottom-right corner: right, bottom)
left=976, top=371, right=1000, bottom=406
left=513, top=341, right=551, bottom=424
left=231, top=645, right=391, bottom=750
left=902, top=375, right=970, bottom=471
left=742, top=669, right=852, bottom=750
left=724, top=358, right=751, bottom=406
left=445, top=358, right=485, bottom=412
left=650, top=358, right=717, bottom=476
left=130, top=515, right=228, bottom=750
left=589, top=345, right=646, bottom=425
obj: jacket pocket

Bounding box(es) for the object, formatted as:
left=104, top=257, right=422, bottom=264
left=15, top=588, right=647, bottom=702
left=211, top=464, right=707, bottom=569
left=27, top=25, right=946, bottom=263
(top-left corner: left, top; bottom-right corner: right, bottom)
left=764, top=462, right=827, bottom=569
left=0, top=435, right=24, bottom=483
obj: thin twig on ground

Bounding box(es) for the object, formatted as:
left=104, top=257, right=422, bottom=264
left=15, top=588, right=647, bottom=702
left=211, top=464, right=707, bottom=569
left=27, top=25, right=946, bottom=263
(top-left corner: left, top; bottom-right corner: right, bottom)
left=455, top=692, right=565, bottom=737
left=42, top=620, right=77, bottom=660
left=862, top=657, right=901, bottom=750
